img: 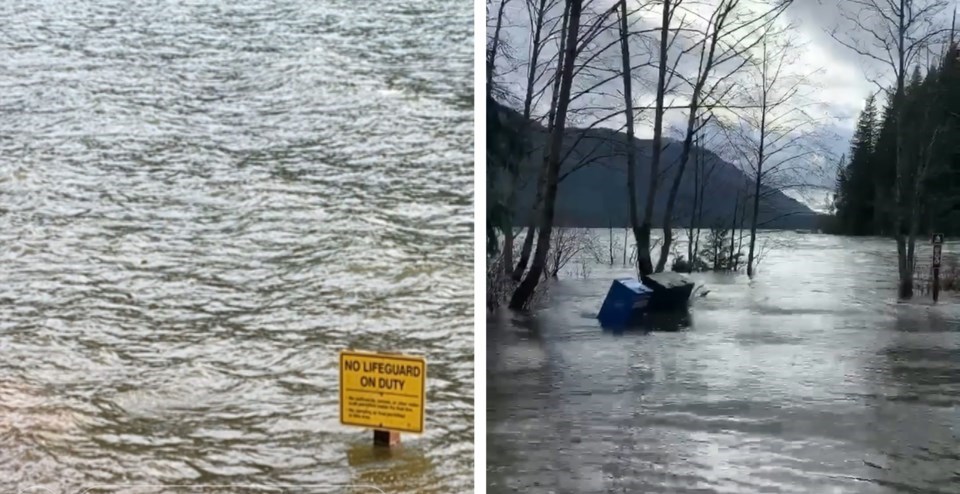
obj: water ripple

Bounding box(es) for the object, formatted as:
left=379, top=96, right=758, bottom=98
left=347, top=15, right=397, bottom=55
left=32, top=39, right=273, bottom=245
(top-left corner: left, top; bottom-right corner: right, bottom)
left=0, top=0, right=473, bottom=491
left=489, top=231, right=960, bottom=494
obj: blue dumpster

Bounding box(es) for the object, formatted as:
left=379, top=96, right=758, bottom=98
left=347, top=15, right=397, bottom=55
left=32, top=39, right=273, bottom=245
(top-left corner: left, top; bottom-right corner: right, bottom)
left=597, top=278, right=653, bottom=328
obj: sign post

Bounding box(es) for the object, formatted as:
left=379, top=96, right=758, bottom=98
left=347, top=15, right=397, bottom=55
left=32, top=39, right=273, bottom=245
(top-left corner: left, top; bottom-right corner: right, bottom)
left=932, top=233, right=944, bottom=302
left=339, top=350, right=426, bottom=447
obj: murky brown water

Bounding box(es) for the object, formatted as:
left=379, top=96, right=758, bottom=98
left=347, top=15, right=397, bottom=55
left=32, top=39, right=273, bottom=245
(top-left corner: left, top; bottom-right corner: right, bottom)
left=488, top=231, right=960, bottom=493
left=0, top=0, right=473, bottom=492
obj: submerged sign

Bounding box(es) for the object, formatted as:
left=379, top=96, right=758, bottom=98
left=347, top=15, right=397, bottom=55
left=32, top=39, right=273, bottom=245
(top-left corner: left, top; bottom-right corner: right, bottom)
left=339, top=350, right=426, bottom=433
left=933, top=233, right=945, bottom=268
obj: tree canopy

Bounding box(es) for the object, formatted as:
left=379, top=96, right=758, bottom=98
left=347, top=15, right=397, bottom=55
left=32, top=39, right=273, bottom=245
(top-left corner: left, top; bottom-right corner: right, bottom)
left=832, top=44, right=960, bottom=236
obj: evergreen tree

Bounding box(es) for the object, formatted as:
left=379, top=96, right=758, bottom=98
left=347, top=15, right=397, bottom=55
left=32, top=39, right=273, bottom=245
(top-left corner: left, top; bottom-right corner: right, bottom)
left=836, top=96, right=878, bottom=234
left=833, top=154, right=848, bottom=216
left=943, top=43, right=960, bottom=229
left=871, top=92, right=898, bottom=234
left=833, top=45, right=960, bottom=237
left=922, top=44, right=960, bottom=231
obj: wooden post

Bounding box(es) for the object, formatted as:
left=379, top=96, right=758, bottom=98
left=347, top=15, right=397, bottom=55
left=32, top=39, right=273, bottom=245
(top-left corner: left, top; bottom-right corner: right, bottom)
left=373, top=429, right=401, bottom=447
left=933, top=264, right=940, bottom=302
left=932, top=233, right=944, bottom=303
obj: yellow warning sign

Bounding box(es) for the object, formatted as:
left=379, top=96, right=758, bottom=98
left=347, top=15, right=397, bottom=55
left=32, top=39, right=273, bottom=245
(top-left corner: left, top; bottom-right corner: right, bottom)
left=339, top=350, right=426, bottom=433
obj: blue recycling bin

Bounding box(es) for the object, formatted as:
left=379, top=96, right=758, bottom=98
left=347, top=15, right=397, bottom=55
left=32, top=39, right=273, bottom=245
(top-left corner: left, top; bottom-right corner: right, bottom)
left=597, top=278, right=653, bottom=328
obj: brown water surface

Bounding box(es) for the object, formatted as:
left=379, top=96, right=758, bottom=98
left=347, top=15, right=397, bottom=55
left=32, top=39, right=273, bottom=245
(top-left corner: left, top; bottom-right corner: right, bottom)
left=0, top=1, right=474, bottom=491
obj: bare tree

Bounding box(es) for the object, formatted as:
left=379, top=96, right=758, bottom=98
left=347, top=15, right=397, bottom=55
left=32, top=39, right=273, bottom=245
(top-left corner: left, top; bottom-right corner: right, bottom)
left=545, top=228, right=596, bottom=277
left=623, top=226, right=629, bottom=265
left=488, top=0, right=513, bottom=101
left=831, top=0, right=952, bottom=298
left=501, top=0, right=565, bottom=276
left=734, top=176, right=750, bottom=271
left=512, top=0, right=571, bottom=281
left=604, top=198, right=617, bottom=264
left=686, top=120, right=721, bottom=267
left=549, top=0, right=801, bottom=277
left=618, top=0, right=643, bottom=278
left=634, top=0, right=676, bottom=277
left=512, top=0, right=649, bottom=281
left=728, top=188, right=740, bottom=269
left=510, top=0, right=585, bottom=310
left=720, top=26, right=824, bottom=277
left=653, top=0, right=794, bottom=274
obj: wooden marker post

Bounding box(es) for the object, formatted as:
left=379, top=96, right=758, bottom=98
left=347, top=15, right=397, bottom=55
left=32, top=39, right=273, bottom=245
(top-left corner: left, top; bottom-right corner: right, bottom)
left=373, top=429, right=401, bottom=447
left=932, top=233, right=944, bottom=303
left=339, top=350, right=426, bottom=448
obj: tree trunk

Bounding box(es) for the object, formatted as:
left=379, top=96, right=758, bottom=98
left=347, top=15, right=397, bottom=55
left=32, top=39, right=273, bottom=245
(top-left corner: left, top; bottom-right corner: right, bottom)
left=688, top=136, right=699, bottom=264
left=694, top=226, right=702, bottom=269
left=894, top=0, right=912, bottom=299
left=655, top=105, right=700, bottom=272
left=695, top=159, right=705, bottom=269
left=905, top=169, right=924, bottom=297
left=503, top=223, right=514, bottom=275
left=747, top=38, right=770, bottom=279
left=747, top=156, right=764, bottom=277
left=511, top=0, right=569, bottom=282
left=522, top=0, right=549, bottom=123
left=655, top=8, right=726, bottom=274
left=619, top=0, right=641, bottom=277
left=623, top=227, right=628, bottom=265
left=894, top=119, right=911, bottom=298
left=736, top=188, right=747, bottom=271
left=509, top=0, right=583, bottom=310
left=637, top=0, right=671, bottom=277
left=713, top=231, right=720, bottom=270
left=730, top=190, right=738, bottom=270
left=486, top=0, right=509, bottom=98
left=506, top=0, right=551, bottom=277
left=609, top=220, right=614, bottom=265
left=873, top=180, right=884, bottom=234
left=512, top=223, right=535, bottom=280
left=489, top=0, right=511, bottom=273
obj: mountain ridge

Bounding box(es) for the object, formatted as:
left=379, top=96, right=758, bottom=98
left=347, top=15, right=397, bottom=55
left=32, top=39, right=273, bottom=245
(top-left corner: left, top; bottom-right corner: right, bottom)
left=494, top=101, right=819, bottom=230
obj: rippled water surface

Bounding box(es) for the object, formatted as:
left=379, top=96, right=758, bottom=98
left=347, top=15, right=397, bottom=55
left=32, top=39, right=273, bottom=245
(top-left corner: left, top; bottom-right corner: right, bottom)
left=0, top=0, right=473, bottom=491
left=488, top=231, right=960, bottom=493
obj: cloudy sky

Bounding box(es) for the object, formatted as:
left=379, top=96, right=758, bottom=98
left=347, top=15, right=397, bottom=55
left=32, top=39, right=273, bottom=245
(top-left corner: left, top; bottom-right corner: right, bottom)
left=490, top=0, right=954, bottom=209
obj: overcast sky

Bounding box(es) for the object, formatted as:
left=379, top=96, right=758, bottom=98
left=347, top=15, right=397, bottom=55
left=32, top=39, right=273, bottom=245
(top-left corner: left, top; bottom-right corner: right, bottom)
left=490, top=0, right=955, bottom=207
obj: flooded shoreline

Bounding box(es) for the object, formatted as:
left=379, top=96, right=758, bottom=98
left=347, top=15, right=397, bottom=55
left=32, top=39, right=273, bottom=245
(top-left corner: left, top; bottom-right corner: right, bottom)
left=488, top=231, right=960, bottom=493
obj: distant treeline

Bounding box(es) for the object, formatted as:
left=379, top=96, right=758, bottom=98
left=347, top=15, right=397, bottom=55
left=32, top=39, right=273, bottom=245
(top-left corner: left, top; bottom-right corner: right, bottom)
left=828, top=44, right=960, bottom=236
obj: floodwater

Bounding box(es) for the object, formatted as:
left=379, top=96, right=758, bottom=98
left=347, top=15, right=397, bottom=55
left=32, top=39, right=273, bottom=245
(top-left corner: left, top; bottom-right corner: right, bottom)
left=488, top=231, right=960, bottom=493
left=0, top=0, right=473, bottom=492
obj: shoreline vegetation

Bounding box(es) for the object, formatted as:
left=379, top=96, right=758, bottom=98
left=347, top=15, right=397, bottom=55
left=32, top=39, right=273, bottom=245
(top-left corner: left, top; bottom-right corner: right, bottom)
left=487, top=0, right=959, bottom=310
left=485, top=226, right=775, bottom=312
left=486, top=227, right=960, bottom=314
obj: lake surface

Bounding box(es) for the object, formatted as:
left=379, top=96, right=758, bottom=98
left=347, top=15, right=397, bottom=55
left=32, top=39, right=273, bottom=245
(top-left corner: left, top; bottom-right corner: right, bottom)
left=488, top=231, right=960, bottom=493
left=0, top=0, right=473, bottom=492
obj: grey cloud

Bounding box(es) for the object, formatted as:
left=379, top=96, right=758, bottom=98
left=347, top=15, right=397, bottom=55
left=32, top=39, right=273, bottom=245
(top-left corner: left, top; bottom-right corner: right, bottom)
left=489, top=0, right=876, bottom=189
